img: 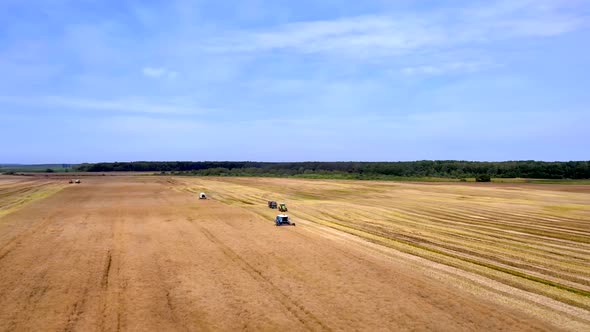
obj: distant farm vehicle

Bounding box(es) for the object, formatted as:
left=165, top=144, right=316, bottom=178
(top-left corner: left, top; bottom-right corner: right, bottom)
left=476, top=174, right=491, bottom=182
left=268, top=201, right=277, bottom=209
left=199, top=192, right=207, bottom=199
left=278, top=203, right=288, bottom=212
left=75, top=179, right=81, bottom=184
left=69, top=180, right=73, bottom=184
left=275, top=214, right=295, bottom=226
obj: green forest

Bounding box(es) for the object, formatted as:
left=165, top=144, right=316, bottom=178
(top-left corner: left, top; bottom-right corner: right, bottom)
left=74, top=161, right=590, bottom=179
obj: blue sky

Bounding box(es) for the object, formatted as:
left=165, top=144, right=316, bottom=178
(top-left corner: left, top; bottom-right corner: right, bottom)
left=1, top=0, right=589, bottom=163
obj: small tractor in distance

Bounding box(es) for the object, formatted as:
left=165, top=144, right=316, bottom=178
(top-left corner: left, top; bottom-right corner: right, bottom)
left=268, top=201, right=277, bottom=209
left=199, top=192, right=207, bottom=199
left=275, top=214, right=295, bottom=226
left=75, top=179, right=81, bottom=184
left=278, top=203, right=288, bottom=212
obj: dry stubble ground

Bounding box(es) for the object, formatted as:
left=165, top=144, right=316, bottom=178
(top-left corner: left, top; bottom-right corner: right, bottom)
left=0, top=174, right=589, bottom=331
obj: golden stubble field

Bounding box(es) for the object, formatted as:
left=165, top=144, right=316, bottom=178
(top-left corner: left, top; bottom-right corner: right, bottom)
left=0, top=174, right=589, bottom=331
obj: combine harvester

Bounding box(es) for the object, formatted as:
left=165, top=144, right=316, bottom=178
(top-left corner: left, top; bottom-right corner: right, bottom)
left=199, top=192, right=207, bottom=199
left=267, top=201, right=294, bottom=226
left=275, top=214, right=295, bottom=226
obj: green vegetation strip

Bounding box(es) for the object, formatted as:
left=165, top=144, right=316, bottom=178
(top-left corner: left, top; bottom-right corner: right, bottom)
left=75, top=160, right=590, bottom=181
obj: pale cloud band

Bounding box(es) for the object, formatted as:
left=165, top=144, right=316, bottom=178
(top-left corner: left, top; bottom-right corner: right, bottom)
left=401, top=61, right=499, bottom=76
left=205, top=0, right=587, bottom=57
left=0, top=95, right=205, bottom=115
left=142, top=67, right=178, bottom=79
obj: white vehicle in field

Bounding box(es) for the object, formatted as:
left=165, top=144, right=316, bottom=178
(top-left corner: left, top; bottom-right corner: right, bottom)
left=199, top=192, right=207, bottom=199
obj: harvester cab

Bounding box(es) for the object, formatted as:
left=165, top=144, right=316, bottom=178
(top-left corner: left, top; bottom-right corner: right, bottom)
left=268, top=201, right=277, bottom=209
left=278, top=203, right=288, bottom=212
left=275, top=214, right=295, bottom=226
left=199, top=192, right=207, bottom=199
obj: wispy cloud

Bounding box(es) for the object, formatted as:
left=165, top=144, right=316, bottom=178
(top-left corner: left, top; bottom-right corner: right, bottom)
left=401, top=61, right=498, bottom=76
left=0, top=95, right=205, bottom=115
left=142, top=67, right=178, bottom=79
left=206, top=0, right=587, bottom=57
left=207, top=16, right=444, bottom=56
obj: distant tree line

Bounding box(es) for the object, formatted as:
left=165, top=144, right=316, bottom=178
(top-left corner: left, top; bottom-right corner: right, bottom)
left=74, top=161, right=590, bottom=179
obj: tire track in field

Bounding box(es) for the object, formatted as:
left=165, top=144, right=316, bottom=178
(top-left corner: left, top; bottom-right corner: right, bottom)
left=415, top=201, right=590, bottom=240
left=291, top=207, right=590, bottom=309
left=198, top=225, right=332, bottom=332
left=292, top=195, right=588, bottom=288
left=0, top=208, right=65, bottom=263
left=333, top=216, right=590, bottom=289
left=320, top=206, right=590, bottom=286
left=305, top=203, right=590, bottom=279
left=299, top=198, right=590, bottom=262
left=426, top=202, right=590, bottom=239
left=295, top=214, right=590, bottom=329
left=358, top=202, right=590, bottom=260
left=96, top=198, right=125, bottom=332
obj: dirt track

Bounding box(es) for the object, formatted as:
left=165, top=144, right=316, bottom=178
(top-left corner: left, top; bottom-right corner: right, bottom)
left=0, top=176, right=588, bottom=331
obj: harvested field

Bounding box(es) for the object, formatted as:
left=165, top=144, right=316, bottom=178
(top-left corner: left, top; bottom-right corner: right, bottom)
left=0, top=176, right=66, bottom=219
left=0, top=175, right=589, bottom=331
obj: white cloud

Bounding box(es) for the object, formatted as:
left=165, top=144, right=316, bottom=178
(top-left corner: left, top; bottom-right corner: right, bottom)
left=142, top=66, right=178, bottom=79
left=208, top=16, right=443, bottom=56
left=0, top=95, right=205, bottom=115
left=401, top=61, right=498, bottom=76
left=205, top=0, right=587, bottom=57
